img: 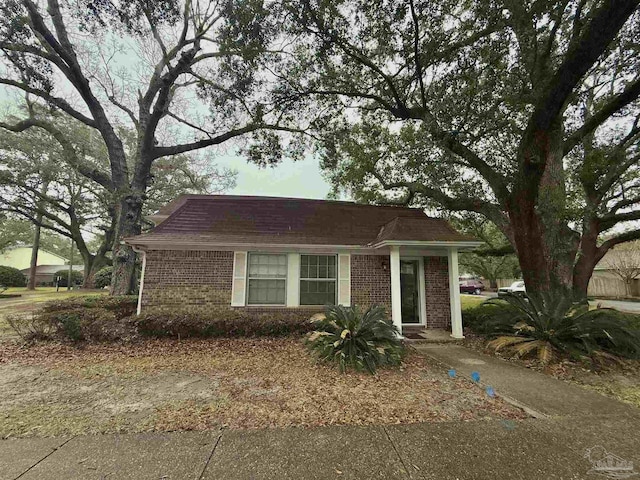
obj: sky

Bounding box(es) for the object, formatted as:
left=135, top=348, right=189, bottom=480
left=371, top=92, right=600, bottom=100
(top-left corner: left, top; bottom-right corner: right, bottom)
left=220, top=154, right=333, bottom=199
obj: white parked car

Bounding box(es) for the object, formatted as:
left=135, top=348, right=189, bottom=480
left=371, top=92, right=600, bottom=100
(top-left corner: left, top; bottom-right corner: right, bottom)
left=498, top=281, right=526, bottom=297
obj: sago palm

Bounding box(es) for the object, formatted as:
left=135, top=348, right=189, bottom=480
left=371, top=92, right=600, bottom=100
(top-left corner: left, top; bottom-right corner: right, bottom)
left=306, top=304, right=404, bottom=373
left=481, top=293, right=640, bottom=364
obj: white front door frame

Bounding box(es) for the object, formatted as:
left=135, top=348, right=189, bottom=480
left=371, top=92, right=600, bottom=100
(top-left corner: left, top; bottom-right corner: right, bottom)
left=448, top=247, right=464, bottom=338
left=400, top=256, right=426, bottom=326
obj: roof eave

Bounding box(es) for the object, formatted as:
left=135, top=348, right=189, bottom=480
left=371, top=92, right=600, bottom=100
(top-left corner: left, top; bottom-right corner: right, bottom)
left=123, top=238, right=368, bottom=251
left=371, top=240, right=484, bottom=250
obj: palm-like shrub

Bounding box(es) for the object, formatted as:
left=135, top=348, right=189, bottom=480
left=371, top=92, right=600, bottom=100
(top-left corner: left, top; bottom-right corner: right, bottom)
left=306, top=305, right=404, bottom=373
left=480, top=294, right=640, bottom=363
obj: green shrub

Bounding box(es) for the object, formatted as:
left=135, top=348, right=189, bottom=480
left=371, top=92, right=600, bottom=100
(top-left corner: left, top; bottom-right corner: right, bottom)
left=8, top=307, right=131, bottom=342
left=40, top=295, right=137, bottom=319
left=53, top=269, right=84, bottom=287
left=131, top=307, right=316, bottom=338
left=462, top=300, right=515, bottom=334
left=0, top=266, right=26, bottom=287
left=6, top=313, right=55, bottom=341
left=93, top=266, right=113, bottom=289
left=481, top=294, right=640, bottom=363
left=305, top=305, right=405, bottom=374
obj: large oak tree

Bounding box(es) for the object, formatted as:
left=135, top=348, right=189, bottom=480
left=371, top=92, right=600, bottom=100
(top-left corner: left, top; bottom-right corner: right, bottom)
left=275, top=0, right=640, bottom=308
left=0, top=0, right=302, bottom=293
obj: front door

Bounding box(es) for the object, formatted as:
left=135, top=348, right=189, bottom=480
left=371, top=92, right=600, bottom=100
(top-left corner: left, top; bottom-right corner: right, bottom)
left=400, top=260, right=420, bottom=324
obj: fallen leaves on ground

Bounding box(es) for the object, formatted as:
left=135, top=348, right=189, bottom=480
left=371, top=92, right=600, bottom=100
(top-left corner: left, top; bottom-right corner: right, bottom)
left=0, top=338, right=526, bottom=438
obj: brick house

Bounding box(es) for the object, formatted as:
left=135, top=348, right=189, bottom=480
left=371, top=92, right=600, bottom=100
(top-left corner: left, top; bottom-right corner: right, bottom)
left=125, top=195, right=481, bottom=337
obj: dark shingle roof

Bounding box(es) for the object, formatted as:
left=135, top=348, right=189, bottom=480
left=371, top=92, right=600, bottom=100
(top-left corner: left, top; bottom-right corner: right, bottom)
left=127, top=195, right=476, bottom=247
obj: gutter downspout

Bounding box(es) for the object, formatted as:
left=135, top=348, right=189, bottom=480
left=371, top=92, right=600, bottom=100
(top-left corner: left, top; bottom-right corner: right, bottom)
left=132, top=247, right=147, bottom=315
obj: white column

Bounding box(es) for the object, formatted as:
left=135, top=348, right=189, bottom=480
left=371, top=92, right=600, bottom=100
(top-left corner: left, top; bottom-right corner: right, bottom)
left=136, top=250, right=147, bottom=315
left=389, top=246, right=403, bottom=336
left=448, top=247, right=464, bottom=338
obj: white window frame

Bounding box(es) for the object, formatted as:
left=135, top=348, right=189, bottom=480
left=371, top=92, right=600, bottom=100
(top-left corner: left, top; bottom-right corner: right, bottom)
left=246, top=252, right=288, bottom=306
left=299, top=254, right=338, bottom=306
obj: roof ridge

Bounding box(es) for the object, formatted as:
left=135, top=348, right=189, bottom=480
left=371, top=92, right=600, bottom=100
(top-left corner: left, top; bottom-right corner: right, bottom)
left=176, top=194, right=425, bottom=211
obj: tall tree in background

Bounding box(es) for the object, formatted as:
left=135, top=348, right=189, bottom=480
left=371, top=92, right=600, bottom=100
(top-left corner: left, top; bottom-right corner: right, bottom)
left=603, top=241, right=640, bottom=297
left=0, top=111, right=235, bottom=287
left=26, top=181, right=49, bottom=290
left=276, top=0, right=640, bottom=309
left=0, top=0, right=302, bottom=294
left=453, top=215, right=520, bottom=289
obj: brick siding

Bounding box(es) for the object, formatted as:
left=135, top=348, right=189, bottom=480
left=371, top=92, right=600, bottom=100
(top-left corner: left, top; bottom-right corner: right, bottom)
left=142, top=250, right=234, bottom=309
left=350, top=254, right=392, bottom=313
left=424, top=256, right=451, bottom=329
left=141, top=250, right=450, bottom=329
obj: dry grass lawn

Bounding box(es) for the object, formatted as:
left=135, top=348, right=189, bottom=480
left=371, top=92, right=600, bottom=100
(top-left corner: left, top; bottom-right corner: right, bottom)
left=0, top=338, right=526, bottom=438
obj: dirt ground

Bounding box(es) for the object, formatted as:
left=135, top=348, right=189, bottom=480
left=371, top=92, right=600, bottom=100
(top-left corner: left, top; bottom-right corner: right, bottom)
left=0, top=338, right=526, bottom=438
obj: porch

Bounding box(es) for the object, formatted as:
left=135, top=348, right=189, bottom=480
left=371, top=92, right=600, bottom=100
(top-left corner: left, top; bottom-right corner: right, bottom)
left=386, top=245, right=464, bottom=339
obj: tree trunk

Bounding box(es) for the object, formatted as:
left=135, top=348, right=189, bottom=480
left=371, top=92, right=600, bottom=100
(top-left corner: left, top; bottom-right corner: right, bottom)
left=571, top=219, right=602, bottom=302
left=110, top=192, right=144, bottom=295
left=27, top=183, right=49, bottom=290
left=27, top=222, right=41, bottom=290
left=82, top=251, right=110, bottom=289
left=509, top=123, right=578, bottom=312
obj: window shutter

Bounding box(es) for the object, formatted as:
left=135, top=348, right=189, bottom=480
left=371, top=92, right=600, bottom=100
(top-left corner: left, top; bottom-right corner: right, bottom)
left=338, top=254, right=351, bottom=306
left=231, top=251, right=247, bottom=306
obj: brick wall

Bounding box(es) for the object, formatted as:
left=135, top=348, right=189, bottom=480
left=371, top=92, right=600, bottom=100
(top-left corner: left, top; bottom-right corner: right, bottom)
left=142, top=250, right=234, bottom=309
left=350, top=254, right=392, bottom=313
left=141, top=250, right=330, bottom=318
left=424, top=256, right=450, bottom=329
left=141, top=250, right=450, bottom=329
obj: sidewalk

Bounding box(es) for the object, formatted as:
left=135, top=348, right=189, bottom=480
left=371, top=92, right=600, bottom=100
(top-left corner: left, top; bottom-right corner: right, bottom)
left=3, top=417, right=640, bottom=480
left=2, top=344, right=639, bottom=480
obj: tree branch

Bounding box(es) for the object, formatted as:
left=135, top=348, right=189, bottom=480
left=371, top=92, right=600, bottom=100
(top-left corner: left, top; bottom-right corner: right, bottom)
left=564, top=77, right=640, bottom=154
left=528, top=0, right=639, bottom=133
left=0, top=78, right=97, bottom=127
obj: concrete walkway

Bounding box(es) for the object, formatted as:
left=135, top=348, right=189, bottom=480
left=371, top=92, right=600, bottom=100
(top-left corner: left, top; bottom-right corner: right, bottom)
left=413, top=344, right=638, bottom=418
left=2, top=345, right=639, bottom=480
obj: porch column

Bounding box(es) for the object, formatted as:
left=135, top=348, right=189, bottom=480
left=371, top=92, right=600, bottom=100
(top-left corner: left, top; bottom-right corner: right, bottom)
left=389, top=246, right=403, bottom=335
left=448, top=247, right=464, bottom=338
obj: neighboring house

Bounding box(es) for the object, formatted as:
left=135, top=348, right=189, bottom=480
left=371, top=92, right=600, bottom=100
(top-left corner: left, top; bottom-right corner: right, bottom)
left=0, top=246, right=68, bottom=271
left=497, top=250, right=640, bottom=298
left=125, top=195, right=482, bottom=337
left=18, top=264, right=84, bottom=286
left=589, top=249, right=640, bottom=297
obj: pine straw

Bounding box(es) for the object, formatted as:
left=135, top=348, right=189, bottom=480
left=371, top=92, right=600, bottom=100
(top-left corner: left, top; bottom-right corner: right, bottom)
left=0, top=338, right=526, bottom=438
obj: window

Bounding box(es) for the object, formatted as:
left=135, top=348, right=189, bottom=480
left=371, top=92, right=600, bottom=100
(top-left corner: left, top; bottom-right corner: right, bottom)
left=300, top=255, right=337, bottom=305
left=247, top=253, right=287, bottom=305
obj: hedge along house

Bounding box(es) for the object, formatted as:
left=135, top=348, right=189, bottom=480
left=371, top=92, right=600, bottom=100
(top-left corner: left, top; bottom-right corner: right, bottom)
left=125, top=196, right=481, bottom=337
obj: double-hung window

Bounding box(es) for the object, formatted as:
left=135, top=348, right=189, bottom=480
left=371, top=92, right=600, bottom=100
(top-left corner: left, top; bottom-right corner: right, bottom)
left=299, top=255, right=337, bottom=305
left=247, top=253, right=287, bottom=305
